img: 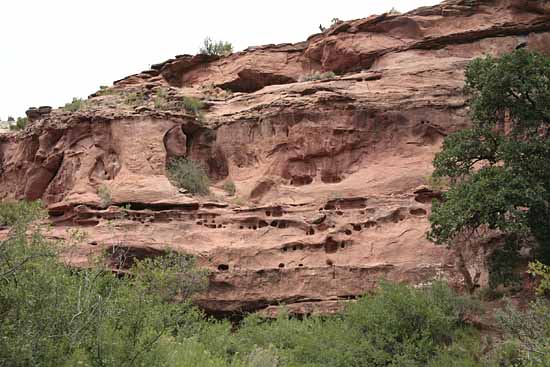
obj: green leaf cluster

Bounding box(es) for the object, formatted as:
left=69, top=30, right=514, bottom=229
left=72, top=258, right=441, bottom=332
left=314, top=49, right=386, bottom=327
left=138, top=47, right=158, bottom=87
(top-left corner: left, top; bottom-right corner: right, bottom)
left=429, top=49, right=550, bottom=263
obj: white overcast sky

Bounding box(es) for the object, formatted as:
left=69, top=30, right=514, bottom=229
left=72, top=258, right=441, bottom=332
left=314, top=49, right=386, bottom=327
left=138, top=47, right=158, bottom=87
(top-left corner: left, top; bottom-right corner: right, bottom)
left=0, top=0, right=440, bottom=119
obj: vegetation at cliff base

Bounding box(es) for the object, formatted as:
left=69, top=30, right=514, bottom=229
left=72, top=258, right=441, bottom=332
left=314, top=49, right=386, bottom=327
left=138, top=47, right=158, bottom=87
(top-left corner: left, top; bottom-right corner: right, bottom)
left=429, top=49, right=550, bottom=266
left=1, top=201, right=548, bottom=366
left=63, top=97, right=86, bottom=112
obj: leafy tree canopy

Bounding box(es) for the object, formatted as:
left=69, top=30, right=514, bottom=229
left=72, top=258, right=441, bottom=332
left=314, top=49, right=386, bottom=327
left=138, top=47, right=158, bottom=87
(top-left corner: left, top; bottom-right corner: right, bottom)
left=428, top=49, right=550, bottom=263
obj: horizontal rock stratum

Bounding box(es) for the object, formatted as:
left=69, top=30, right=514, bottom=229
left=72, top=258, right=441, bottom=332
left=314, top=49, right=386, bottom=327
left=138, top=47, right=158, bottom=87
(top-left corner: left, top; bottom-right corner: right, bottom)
left=1, top=0, right=549, bottom=316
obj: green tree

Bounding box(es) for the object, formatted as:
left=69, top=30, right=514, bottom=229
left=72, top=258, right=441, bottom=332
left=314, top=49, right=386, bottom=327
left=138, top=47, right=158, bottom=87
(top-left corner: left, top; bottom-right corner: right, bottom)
left=9, top=116, right=28, bottom=131
left=428, top=49, right=550, bottom=266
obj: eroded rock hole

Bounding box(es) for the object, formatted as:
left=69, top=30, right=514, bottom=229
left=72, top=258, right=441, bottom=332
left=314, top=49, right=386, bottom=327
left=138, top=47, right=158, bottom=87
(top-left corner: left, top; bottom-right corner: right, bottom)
left=258, top=220, right=269, bottom=228
left=278, top=263, right=285, bottom=268
left=364, top=221, right=377, bottom=228
left=218, top=264, right=229, bottom=271
left=290, top=176, right=313, bottom=186
left=324, top=238, right=339, bottom=254
left=410, top=208, right=427, bottom=216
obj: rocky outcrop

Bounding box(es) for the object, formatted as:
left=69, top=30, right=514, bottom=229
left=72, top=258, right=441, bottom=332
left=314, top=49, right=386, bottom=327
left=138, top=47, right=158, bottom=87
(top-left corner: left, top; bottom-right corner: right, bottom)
left=1, top=0, right=550, bottom=316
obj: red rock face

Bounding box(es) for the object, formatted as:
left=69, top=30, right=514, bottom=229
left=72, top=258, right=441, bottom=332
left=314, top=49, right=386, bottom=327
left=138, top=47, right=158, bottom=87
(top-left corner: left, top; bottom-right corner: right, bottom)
left=1, top=0, right=549, bottom=316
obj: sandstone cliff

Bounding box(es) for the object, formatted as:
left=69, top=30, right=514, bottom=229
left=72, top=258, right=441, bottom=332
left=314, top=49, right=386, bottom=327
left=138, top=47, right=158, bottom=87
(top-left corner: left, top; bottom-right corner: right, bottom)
left=1, top=0, right=549, bottom=316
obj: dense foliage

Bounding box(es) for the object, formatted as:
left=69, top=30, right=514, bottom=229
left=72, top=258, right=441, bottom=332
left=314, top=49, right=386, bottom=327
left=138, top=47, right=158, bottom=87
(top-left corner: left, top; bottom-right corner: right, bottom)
left=428, top=49, right=550, bottom=264
left=167, top=157, right=210, bottom=195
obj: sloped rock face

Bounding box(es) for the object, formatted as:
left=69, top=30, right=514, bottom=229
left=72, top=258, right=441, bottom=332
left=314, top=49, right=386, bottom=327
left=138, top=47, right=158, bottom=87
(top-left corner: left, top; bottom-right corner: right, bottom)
left=2, top=0, right=550, bottom=316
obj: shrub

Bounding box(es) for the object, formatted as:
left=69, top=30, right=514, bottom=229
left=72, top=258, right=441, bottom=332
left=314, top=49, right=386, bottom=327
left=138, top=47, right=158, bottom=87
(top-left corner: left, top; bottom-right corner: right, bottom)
left=154, top=88, right=169, bottom=110
left=9, top=116, right=28, bottom=131
left=223, top=180, right=236, bottom=196
left=528, top=261, right=550, bottom=297
left=199, top=37, right=233, bottom=57
left=300, top=71, right=336, bottom=82
left=496, top=299, right=550, bottom=366
left=181, top=96, right=204, bottom=117
left=0, top=203, right=209, bottom=367
left=96, top=85, right=116, bottom=96
left=388, top=7, right=401, bottom=15
left=0, top=200, right=43, bottom=227
left=63, top=97, right=85, bottom=112
left=96, top=185, right=112, bottom=208
left=167, top=158, right=210, bottom=195
left=124, top=91, right=145, bottom=106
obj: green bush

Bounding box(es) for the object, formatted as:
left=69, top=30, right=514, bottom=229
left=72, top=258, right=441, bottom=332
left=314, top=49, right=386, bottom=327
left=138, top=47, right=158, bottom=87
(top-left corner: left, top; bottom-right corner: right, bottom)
left=63, top=97, right=85, bottom=112
left=154, top=88, right=169, bottom=110
left=96, top=185, right=112, bottom=208
left=124, top=91, right=145, bottom=106
left=199, top=37, right=233, bottom=57
left=300, top=71, right=336, bottom=82
left=9, top=116, right=28, bottom=131
left=182, top=96, right=204, bottom=118
left=223, top=180, right=236, bottom=196
left=528, top=261, right=550, bottom=297
left=96, top=85, right=116, bottom=96
left=0, top=200, right=44, bottom=227
left=0, top=207, right=209, bottom=367
left=167, top=158, right=210, bottom=195
left=496, top=299, right=550, bottom=366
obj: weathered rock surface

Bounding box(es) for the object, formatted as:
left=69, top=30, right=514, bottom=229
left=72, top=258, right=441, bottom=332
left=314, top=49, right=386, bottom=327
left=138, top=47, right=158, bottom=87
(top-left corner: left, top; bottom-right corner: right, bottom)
left=1, top=0, right=550, bottom=316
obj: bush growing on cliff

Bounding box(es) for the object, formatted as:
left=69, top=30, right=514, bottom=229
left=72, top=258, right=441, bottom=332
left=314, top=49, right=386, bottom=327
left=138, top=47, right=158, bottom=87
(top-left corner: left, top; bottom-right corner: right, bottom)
left=181, top=96, right=205, bottom=118
left=199, top=37, right=233, bottom=57
left=124, top=91, right=145, bottom=106
left=96, top=184, right=112, bottom=208
left=300, top=71, right=336, bottom=82
left=167, top=157, right=210, bottom=195
left=223, top=180, right=236, bottom=196
left=63, top=97, right=86, bottom=112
